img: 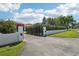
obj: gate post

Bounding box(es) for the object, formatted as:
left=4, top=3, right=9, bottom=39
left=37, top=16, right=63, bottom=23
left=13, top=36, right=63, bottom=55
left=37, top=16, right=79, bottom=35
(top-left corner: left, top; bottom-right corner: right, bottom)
left=43, top=27, right=46, bottom=37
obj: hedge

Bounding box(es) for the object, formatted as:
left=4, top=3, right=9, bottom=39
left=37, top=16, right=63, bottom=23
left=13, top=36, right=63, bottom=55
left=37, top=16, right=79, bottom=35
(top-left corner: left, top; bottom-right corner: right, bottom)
left=0, top=20, right=16, bottom=34
left=26, top=23, right=43, bottom=36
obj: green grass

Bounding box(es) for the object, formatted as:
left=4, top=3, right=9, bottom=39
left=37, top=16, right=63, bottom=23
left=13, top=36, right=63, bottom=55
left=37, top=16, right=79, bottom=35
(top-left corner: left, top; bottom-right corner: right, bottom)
left=49, top=30, right=79, bottom=38
left=0, top=41, right=25, bottom=56
left=24, top=32, right=27, bottom=34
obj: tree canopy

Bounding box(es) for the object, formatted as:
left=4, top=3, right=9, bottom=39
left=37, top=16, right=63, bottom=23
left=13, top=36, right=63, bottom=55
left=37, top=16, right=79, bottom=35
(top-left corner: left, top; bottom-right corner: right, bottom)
left=0, top=20, right=16, bottom=34
left=42, top=15, right=76, bottom=30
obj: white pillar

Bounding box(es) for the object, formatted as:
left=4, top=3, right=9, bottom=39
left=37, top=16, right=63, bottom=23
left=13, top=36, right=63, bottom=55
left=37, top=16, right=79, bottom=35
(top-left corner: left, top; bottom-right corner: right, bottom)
left=43, top=27, right=46, bottom=36
left=18, top=26, right=24, bottom=41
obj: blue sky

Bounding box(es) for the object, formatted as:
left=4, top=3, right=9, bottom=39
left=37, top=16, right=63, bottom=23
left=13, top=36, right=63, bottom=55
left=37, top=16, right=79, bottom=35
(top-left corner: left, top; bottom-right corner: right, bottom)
left=20, top=3, right=60, bottom=10
left=0, top=3, right=79, bottom=24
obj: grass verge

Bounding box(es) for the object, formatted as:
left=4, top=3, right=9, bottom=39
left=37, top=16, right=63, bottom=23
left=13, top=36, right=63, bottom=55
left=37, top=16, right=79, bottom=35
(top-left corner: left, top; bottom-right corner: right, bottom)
left=0, top=41, right=25, bottom=56
left=49, top=30, right=79, bottom=38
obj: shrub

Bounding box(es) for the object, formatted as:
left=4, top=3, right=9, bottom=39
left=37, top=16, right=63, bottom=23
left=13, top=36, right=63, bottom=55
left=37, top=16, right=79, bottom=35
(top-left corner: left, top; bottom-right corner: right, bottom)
left=26, top=23, right=43, bottom=36
left=0, top=20, right=16, bottom=34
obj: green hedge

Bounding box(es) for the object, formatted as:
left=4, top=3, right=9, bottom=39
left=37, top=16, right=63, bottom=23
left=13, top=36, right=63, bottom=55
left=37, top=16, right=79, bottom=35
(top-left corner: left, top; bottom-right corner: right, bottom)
left=26, top=23, right=43, bottom=36
left=45, top=24, right=66, bottom=30
left=0, top=20, right=16, bottom=34
left=26, top=23, right=66, bottom=36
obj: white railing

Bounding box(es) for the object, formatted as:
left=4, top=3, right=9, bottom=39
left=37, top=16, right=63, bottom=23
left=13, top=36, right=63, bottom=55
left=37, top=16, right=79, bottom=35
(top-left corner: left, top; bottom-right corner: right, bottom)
left=0, top=32, right=23, bottom=46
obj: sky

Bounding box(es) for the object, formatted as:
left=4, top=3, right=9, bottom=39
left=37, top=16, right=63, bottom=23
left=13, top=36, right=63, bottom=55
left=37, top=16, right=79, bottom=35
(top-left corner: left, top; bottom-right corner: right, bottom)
left=0, top=3, right=79, bottom=24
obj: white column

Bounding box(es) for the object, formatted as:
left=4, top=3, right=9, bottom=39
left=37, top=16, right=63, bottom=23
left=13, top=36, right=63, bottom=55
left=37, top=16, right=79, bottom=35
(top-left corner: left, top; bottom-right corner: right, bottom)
left=43, top=27, right=46, bottom=36
left=18, top=26, right=24, bottom=41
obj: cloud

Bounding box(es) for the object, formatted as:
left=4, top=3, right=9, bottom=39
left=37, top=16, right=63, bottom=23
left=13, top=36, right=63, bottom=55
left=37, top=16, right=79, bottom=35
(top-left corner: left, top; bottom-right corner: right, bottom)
left=35, top=9, right=44, bottom=14
left=45, top=3, right=79, bottom=16
left=0, top=3, right=21, bottom=12
left=14, top=3, right=79, bottom=24
left=14, top=8, right=45, bottom=24
left=22, top=8, right=34, bottom=13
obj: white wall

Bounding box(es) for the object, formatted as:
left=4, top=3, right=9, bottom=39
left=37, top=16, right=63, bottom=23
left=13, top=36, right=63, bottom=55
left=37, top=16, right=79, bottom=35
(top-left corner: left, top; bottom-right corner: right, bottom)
left=46, top=30, right=66, bottom=35
left=0, top=32, right=23, bottom=46
left=18, top=26, right=23, bottom=33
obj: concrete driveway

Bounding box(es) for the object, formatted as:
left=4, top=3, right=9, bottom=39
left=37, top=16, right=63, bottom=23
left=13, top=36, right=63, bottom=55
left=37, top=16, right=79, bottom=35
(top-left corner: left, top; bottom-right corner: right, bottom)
left=20, top=34, right=79, bottom=56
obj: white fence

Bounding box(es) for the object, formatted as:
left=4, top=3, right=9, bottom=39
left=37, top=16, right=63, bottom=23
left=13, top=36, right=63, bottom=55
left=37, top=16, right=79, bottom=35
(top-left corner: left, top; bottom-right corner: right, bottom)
left=45, top=30, right=66, bottom=35
left=0, top=32, right=23, bottom=46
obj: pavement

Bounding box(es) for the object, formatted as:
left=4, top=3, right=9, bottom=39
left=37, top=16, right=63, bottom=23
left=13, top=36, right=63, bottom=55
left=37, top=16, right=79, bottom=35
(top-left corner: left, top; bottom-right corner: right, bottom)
left=19, top=34, right=79, bottom=56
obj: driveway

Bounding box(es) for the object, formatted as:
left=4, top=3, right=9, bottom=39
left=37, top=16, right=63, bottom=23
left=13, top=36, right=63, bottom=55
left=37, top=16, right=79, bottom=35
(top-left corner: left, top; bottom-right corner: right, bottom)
left=20, top=34, right=79, bottom=56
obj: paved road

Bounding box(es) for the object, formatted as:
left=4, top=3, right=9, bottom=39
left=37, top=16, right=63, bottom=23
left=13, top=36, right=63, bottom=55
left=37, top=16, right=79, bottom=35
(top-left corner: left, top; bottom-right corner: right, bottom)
left=20, top=34, right=79, bottom=56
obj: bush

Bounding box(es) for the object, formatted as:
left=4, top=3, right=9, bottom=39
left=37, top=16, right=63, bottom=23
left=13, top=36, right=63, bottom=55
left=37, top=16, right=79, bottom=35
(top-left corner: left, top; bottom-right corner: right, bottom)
left=0, top=20, right=16, bottom=34
left=26, top=23, right=43, bottom=36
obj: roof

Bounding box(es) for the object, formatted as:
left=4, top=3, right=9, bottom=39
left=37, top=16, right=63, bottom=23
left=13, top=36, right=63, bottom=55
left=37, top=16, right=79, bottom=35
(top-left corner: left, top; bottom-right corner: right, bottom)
left=16, top=22, right=32, bottom=26
left=16, top=22, right=24, bottom=26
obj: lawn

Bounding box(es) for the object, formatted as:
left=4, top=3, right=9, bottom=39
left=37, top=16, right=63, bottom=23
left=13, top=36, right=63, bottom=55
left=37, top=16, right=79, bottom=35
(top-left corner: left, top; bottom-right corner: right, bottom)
left=49, top=30, right=79, bottom=38
left=0, top=41, right=25, bottom=56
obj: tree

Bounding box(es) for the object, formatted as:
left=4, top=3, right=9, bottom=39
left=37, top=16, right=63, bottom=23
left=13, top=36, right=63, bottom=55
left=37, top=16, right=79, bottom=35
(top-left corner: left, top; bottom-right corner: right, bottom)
left=47, top=18, right=52, bottom=25
left=55, top=15, right=65, bottom=26
left=74, top=23, right=79, bottom=29
left=42, top=15, right=76, bottom=30
left=71, top=20, right=76, bottom=29
left=46, top=18, right=56, bottom=25
left=42, top=17, right=47, bottom=24
left=54, top=15, right=75, bottom=30
left=0, top=20, right=16, bottom=34
left=51, top=18, right=56, bottom=25
left=64, top=16, right=74, bottom=30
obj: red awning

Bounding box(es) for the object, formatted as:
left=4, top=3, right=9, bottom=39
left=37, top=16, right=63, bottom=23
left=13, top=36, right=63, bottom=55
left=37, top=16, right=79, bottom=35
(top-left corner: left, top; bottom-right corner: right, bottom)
left=16, top=22, right=24, bottom=26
